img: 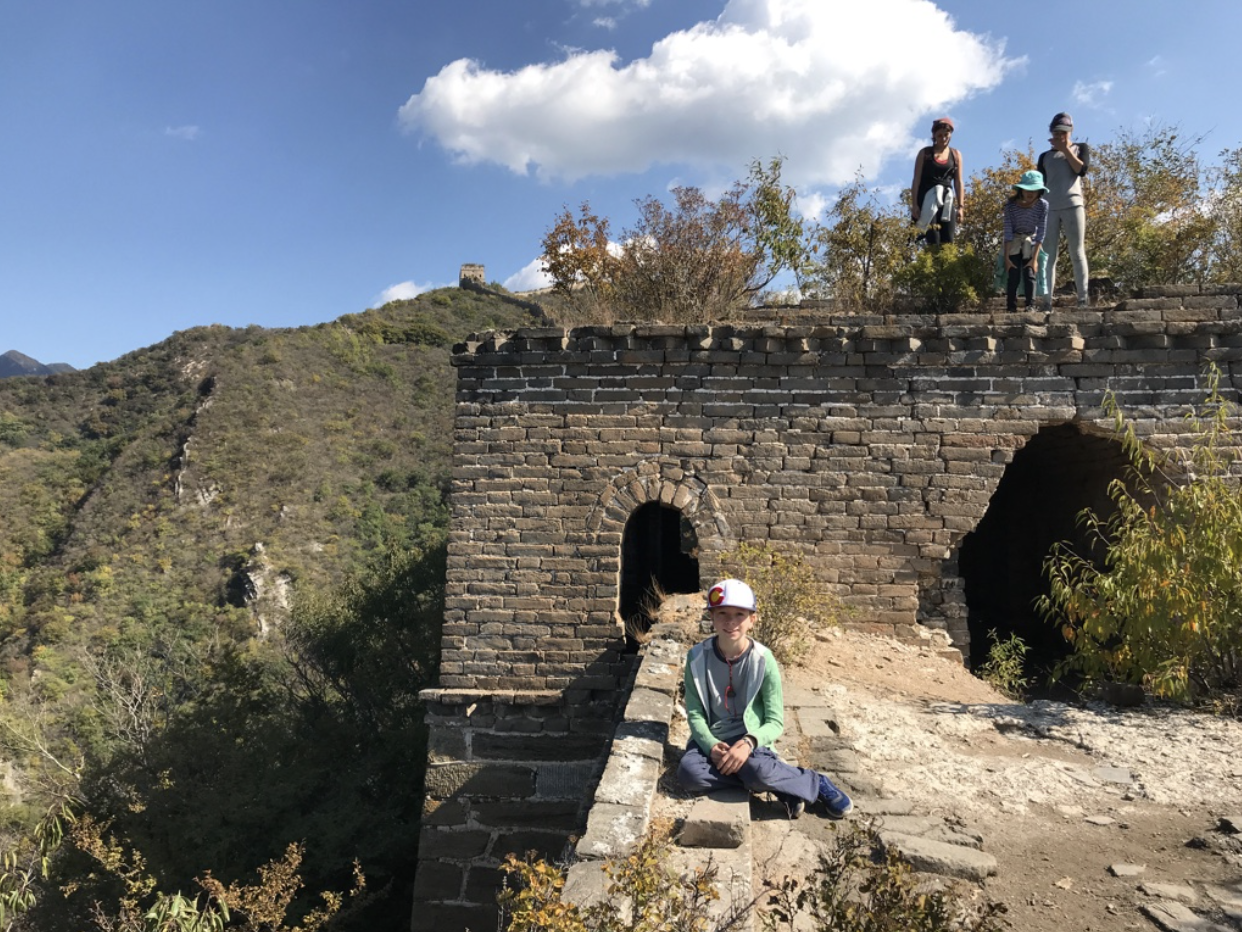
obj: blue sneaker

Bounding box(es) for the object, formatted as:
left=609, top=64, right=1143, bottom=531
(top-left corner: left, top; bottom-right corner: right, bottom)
left=772, top=791, right=805, bottom=820
left=817, top=774, right=854, bottom=819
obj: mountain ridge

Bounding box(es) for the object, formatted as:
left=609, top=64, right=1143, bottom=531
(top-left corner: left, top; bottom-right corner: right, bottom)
left=0, top=349, right=76, bottom=378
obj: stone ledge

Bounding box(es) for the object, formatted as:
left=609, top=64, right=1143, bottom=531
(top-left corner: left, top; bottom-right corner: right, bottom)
left=420, top=687, right=564, bottom=706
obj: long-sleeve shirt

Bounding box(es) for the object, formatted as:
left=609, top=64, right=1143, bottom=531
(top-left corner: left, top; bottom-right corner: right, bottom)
left=1003, top=197, right=1049, bottom=253
left=683, top=636, right=784, bottom=753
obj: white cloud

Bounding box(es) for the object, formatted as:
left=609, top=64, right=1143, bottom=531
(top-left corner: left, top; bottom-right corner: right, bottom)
left=1072, top=79, right=1113, bottom=108
left=372, top=280, right=436, bottom=306
left=577, top=0, right=652, bottom=7
left=504, top=258, right=555, bottom=292
left=164, top=125, right=201, bottom=141
left=593, top=16, right=618, bottom=29
left=795, top=190, right=828, bottom=221
left=398, top=0, right=1019, bottom=187
left=1147, top=55, right=1167, bottom=77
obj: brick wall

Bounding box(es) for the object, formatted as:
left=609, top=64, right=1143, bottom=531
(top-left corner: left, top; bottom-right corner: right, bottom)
left=412, top=286, right=1242, bottom=928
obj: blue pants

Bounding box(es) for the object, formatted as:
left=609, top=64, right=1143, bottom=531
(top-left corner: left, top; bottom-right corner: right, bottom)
left=678, top=743, right=820, bottom=802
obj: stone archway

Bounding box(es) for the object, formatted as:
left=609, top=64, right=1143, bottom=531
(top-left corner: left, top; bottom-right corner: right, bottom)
left=618, top=502, right=701, bottom=639
left=584, top=458, right=729, bottom=637
left=957, top=423, right=1129, bottom=678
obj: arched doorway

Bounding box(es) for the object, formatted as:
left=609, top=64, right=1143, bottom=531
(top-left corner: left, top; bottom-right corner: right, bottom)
left=619, top=502, right=701, bottom=644
left=958, top=423, right=1129, bottom=683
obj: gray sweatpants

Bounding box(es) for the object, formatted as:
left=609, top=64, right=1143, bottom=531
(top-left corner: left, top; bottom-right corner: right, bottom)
left=1044, top=204, right=1089, bottom=303
left=678, top=743, right=820, bottom=802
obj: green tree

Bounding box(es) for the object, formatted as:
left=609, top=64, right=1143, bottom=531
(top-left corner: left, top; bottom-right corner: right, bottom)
left=1038, top=370, right=1242, bottom=701
left=803, top=175, right=911, bottom=312
left=719, top=542, right=840, bottom=665
left=540, top=203, right=620, bottom=323
left=1084, top=125, right=1217, bottom=288
left=1206, top=143, right=1242, bottom=282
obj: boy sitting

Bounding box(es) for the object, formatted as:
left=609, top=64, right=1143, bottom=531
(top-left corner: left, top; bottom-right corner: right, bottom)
left=677, top=578, right=854, bottom=819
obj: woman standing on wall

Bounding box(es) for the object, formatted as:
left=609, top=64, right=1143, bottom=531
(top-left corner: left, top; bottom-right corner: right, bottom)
left=1037, top=112, right=1091, bottom=307
left=911, top=117, right=965, bottom=245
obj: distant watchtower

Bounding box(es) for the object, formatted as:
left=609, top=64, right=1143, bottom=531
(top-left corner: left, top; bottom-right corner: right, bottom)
left=459, top=263, right=485, bottom=287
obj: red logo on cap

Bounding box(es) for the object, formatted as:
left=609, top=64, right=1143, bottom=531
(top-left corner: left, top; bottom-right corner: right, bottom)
left=708, top=586, right=725, bottom=606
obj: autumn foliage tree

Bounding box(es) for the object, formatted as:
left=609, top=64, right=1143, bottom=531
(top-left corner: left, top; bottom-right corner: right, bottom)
left=541, top=158, right=807, bottom=324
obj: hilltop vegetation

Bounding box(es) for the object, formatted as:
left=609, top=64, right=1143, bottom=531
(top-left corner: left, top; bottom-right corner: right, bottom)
left=0, top=286, right=535, bottom=929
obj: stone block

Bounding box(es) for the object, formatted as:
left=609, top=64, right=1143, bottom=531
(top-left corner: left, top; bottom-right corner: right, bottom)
left=471, top=799, right=582, bottom=829
left=563, top=860, right=614, bottom=909
left=878, top=831, right=997, bottom=882
left=535, top=762, right=598, bottom=799
left=410, top=859, right=464, bottom=901
left=576, top=803, right=649, bottom=860
left=409, top=902, right=496, bottom=932
left=679, top=788, right=750, bottom=848
left=494, top=829, right=574, bottom=864
left=611, top=721, right=668, bottom=760
left=418, top=827, right=493, bottom=861
left=594, top=752, right=661, bottom=807
left=424, top=762, right=536, bottom=799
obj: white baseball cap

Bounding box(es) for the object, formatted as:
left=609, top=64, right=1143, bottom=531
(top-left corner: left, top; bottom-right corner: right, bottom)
left=707, top=578, right=757, bottom=612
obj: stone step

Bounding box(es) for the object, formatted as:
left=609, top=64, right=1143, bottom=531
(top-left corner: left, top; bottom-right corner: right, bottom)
left=679, top=786, right=750, bottom=849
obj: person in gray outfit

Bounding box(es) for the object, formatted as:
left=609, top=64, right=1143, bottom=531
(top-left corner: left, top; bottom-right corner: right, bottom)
left=1037, top=112, right=1091, bottom=307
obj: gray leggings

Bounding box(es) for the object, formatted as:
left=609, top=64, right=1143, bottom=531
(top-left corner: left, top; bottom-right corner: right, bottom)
left=1044, top=205, right=1089, bottom=301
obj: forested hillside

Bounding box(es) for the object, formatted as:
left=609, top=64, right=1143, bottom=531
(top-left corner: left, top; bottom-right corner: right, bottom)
left=0, top=287, right=535, bottom=930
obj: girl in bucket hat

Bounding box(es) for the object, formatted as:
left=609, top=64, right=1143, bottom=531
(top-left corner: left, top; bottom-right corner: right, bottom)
left=1003, top=170, right=1049, bottom=311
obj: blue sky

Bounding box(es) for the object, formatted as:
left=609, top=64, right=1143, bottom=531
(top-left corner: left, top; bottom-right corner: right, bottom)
left=2, top=0, right=1239, bottom=370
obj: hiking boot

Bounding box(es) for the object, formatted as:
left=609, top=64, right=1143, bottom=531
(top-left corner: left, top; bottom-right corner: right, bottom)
left=817, top=774, right=854, bottom=820
left=773, top=791, right=805, bottom=820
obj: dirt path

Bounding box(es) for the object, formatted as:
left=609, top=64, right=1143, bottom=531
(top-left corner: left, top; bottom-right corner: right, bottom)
left=774, top=626, right=1242, bottom=931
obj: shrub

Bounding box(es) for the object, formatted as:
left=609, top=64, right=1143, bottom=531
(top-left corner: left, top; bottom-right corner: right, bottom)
left=498, top=832, right=730, bottom=932
left=893, top=243, right=993, bottom=314
left=978, top=631, right=1029, bottom=700
left=497, top=824, right=1008, bottom=932
left=1038, top=369, right=1242, bottom=701
left=764, top=823, right=1009, bottom=932
left=719, top=542, right=841, bottom=665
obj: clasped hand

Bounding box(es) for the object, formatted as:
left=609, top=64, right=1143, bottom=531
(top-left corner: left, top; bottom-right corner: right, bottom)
left=710, top=739, right=753, bottom=776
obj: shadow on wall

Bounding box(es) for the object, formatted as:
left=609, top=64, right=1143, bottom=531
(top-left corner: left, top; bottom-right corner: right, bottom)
left=958, top=423, right=1131, bottom=681
left=619, top=502, right=701, bottom=648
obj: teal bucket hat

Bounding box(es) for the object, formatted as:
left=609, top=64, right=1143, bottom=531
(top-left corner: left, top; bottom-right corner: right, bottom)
left=1014, top=170, right=1048, bottom=194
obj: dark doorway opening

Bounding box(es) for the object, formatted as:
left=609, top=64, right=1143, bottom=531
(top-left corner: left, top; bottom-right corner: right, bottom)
left=619, top=502, right=701, bottom=648
left=958, top=424, right=1129, bottom=688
